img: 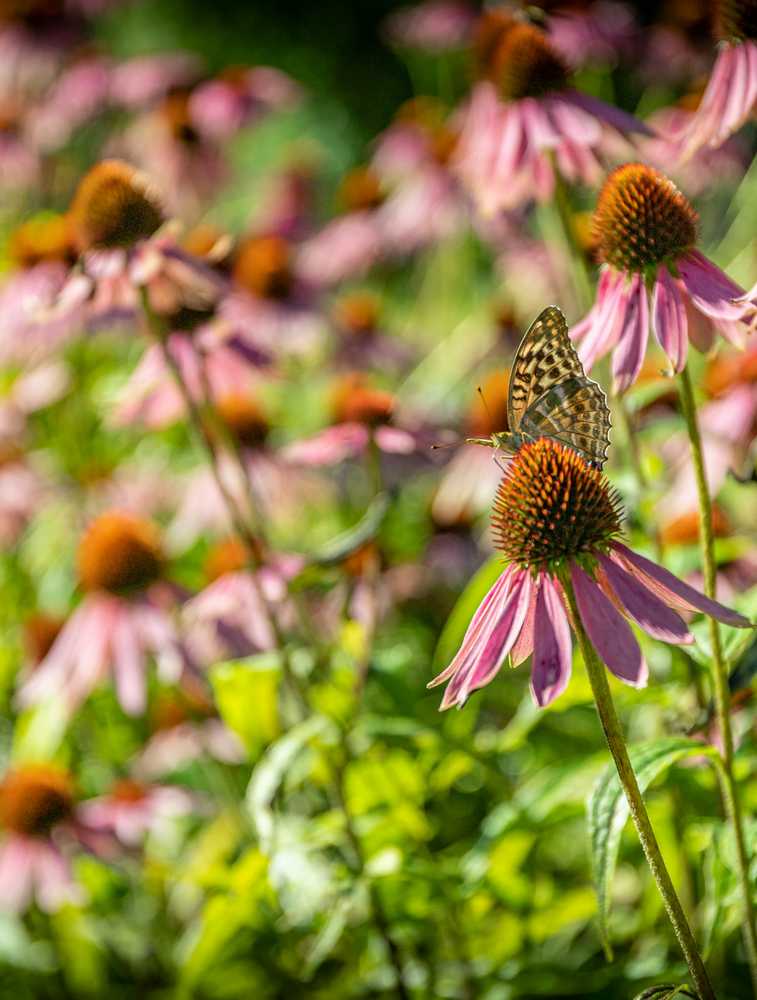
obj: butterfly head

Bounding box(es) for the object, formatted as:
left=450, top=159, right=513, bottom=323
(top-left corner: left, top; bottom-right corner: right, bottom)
left=465, top=431, right=523, bottom=454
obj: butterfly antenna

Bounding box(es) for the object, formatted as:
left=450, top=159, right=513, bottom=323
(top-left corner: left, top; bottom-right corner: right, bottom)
left=477, top=384, right=495, bottom=425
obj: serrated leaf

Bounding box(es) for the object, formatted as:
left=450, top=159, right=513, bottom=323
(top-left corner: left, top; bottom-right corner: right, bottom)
left=432, top=554, right=504, bottom=673
left=587, top=737, right=717, bottom=959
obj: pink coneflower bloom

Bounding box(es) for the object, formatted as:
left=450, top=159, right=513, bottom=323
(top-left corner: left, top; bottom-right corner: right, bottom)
left=372, top=101, right=465, bottom=255
left=570, top=163, right=757, bottom=391
left=183, top=537, right=302, bottom=664
left=57, top=160, right=223, bottom=328
left=78, top=778, right=193, bottom=848
left=112, top=323, right=270, bottom=430
left=677, top=1, right=757, bottom=159
left=547, top=1, right=639, bottom=69
left=431, top=371, right=510, bottom=528
left=453, top=12, right=649, bottom=215
left=18, top=511, right=192, bottom=716
left=108, top=53, right=201, bottom=110
left=283, top=373, right=425, bottom=467
left=168, top=392, right=322, bottom=548
left=188, top=66, right=301, bottom=140
left=0, top=764, right=91, bottom=912
left=384, top=1, right=475, bottom=52
left=330, top=290, right=413, bottom=372
left=429, top=439, right=750, bottom=710
left=0, top=439, right=44, bottom=547
left=26, top=55, right=111, bottom=153
left=134, top=691, right=245, bottom=779
left=296, top=166, right=386, bottom=287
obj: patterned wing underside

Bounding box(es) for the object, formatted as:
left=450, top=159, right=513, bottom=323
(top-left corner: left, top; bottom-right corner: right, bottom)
left=508, top=306, right=611, bottom=469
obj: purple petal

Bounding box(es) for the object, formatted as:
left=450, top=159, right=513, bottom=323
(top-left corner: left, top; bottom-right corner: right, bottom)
left=612, top=272, right=649, bottom=393
left=530, top=575, right=572, bottom=707
left=112, top=609, right=146, bottom=716
left=609, top=543, right=752, bottom=628
left=678, top=251, right=750, bottom=324
left=374, top=425, right=418, bottom=455
left=571, top=564, right=648, bottom=688
left=598, top=553, right=693, bottom=644
left=511, top=582, right=537, bottom=666
left=652, top=266, right=688, bottom=373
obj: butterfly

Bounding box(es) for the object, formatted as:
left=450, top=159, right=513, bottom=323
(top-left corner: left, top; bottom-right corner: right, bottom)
left=467, top=305, right=611, bottom=469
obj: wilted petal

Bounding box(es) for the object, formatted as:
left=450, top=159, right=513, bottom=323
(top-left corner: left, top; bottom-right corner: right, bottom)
left=571, top=564, right=648, bottom=687
left=652, top=266, right=688, bottom=373
left=530, top=575, right=572, bottom=707
left=598, top=553, right=693, bottom=644
left=610, top=542, right=752, bottom=627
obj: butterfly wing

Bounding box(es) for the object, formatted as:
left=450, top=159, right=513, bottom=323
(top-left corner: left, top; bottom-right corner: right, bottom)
left=508, top=305, right=611, bottom=468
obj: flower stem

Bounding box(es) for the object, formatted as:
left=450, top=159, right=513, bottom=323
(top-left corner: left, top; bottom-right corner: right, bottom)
left=678, top=364, right=757, bottom=994
left=138, top=292, right=308, bottom=716
left=563, top=578, right=716, bottom=1000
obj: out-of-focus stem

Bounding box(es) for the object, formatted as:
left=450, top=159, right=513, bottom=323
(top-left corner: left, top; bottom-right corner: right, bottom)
left=139, top=291, right=308, bottom=715
left=563, top=578, right=716, bottom=1000
left=678, top=365, right=757, bottom=995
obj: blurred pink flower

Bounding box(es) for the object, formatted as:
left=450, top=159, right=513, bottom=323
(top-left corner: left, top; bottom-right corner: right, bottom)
left=78, top=779, right=194, bottom=847
left=26, top=55, right=111, bottom=152
left=384, top=1, right=475, bottom=51
left=453, top=15, right=648, bottom=215
left=113, top=328, right=270, bottom=430
left=329, top=290, right=414, bottom=372
left=18, top=512, right=192, bottom=716
left=108, top=53, right=201, bottom=110
left=283, top=373, right=425, bottom=467
left=571, top=163, right=757, bottom=391
left=430, top=439, right=750, bottom=710
left=547, top=1, right=639, bottom=69
left=678, top=28, right=757, bottom=159
left=0, top=764, right=102, bottom=913
left=188, top=66, right=301, bottom=140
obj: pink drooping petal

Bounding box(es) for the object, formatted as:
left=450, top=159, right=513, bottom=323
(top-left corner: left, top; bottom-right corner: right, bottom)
left=511, top=581, right=537, bottom=667
left=612, top=271, right=649, bottom=393
left=281, top=424, right=370, bottom=465
left=573, top=266, right=626, bottom=371
left=548, top=95, right=602, bottom=147
left=609, top=542, right=751, bottom=627
left=429, top=566, right=515, bottom=689
left=0, top=836, right=35, bottom=912
left=374, top=425, right=418, bottom=454
left=530, top=575, right=572, bottom=707
left=32, top=842, right=80, bottom=912
left=597, top=553, right=693, bottom=644
left=678, top=251, right=750, bottom=324
left=652, top=266, right=688, bottom=373
left=442, top=569, right=533, bottom=707
left=571, top=563, right=648, bottom=687
left=111, top=607, right=147, bottom=715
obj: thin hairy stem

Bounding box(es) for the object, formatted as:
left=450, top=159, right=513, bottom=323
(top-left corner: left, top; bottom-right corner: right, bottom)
left=563, top=578, right=716, bottom=1000
left=678, top=365, right=757, bottom=994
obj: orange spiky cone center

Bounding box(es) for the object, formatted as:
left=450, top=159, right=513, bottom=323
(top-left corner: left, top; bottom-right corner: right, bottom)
left=214, top=393, right=270, bottom=448
left=337, top=167, right=385, bottom=212
left=0, top=764, right=74, bottom=837
left=203, top=536, right=261, bottom=582
left=77, top=511, right=163, bottom=594
left=333, top=291, right=381, bottom=336
left=594, top=163, right=699, bottom=273
left=9, top=213, right=74, bottom=268
left=491, top=438, right=623, bottom=570
left=69, top=160, right=163, bottom=253
left=331, top=374, right=395, bottom=427
left=233, top=234, right=293, bottom=300
left=481, top=18, right=569, bottom=100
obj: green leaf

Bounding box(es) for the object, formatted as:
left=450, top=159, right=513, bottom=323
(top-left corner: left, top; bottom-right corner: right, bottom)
left=432, top=554, right=504, bottom=673
left=246, top=714, right=334, bottom=850
left=209, top=653, right=281, bottom=757
left=587, top=737, right=718, bottom=959
left=309, top=492, right=390, bottom=565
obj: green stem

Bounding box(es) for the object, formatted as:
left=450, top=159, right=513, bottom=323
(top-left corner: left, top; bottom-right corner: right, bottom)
left=678, top=365, right=757, bottom=994
left=551, top=163, right=593, bottom=313
left=138, top=292, right=308, bottom=717
left=563, top=578, right=716, bottom=1000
